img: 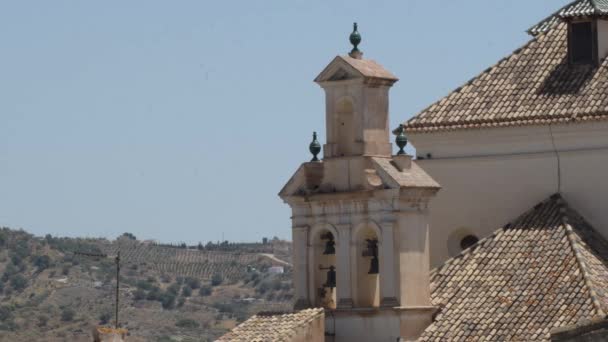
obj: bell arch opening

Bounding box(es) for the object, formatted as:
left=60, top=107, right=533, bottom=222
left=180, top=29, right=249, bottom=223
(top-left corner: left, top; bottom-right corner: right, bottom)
left=354, top=226, right=380, bottom=307
left=312, top=229, right=337, bottom=309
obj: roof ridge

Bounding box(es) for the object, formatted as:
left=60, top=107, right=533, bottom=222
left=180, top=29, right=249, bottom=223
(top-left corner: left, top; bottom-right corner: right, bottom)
left=563, top=220, right=607, bottom=317
left=403, top=26, right=552, bottom=131
left=557, top=201, right=608, bottom=317
left=591, top=0, right=601, bottom=13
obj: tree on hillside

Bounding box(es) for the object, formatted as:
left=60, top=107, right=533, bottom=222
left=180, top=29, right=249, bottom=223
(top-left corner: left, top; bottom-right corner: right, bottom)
left=184, top=277, right=200, bottom=289
left=33, top=255, right=51, bottom=271
left=99, top=311, right=111, bottom=325
left=61, top=307, right=75, bottom=322
left=211, top=273, right=223, bottom=286
left=9, top=274, right=27, bottom=291
left=121, top=232, right=137, bottom=240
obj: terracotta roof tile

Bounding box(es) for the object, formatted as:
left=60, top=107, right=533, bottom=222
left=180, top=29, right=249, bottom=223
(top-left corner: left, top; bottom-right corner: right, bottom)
left=339, top=55, right=398, bottom=81
left=559, top=0, right=608, bottom=19
left=405, top=16, right=608, bottom=133
left=216, top=308, right=324, bottom=342
left=421, top=194, right=608, bottom=341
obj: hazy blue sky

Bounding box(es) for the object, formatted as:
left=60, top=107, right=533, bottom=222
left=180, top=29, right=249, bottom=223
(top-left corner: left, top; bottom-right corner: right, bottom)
left=0, top=0, right=569, bottom=243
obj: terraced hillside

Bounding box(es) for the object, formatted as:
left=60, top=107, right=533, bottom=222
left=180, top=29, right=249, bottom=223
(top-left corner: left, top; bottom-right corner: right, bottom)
left=0, top=228, right=293, bottom=342
left=101, top=240, right=266, bottom=282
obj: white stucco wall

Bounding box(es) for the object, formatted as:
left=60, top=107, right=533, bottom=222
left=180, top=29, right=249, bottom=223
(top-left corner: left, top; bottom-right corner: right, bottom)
left=409, top=121, right=608, bottom=266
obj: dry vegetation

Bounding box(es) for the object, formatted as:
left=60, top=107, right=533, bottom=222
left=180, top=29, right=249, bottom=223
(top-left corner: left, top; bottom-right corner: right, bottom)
left=0, top=228, right=293, bottom=342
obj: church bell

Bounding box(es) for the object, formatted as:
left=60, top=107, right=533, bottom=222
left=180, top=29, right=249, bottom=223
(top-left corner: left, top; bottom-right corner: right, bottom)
left=321, top=232, right=336, bottom=255
left=320, top=265, right=336, bottom=288
left=368, top=255, right=379, bottom=274
left=362, top=239, right=379, bottom=274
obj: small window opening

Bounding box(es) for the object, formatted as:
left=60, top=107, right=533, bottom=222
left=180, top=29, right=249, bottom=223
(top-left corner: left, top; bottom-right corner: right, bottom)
left=570, top=21, right=594, bottom=64
left=460, top=235, right=479, bottom=251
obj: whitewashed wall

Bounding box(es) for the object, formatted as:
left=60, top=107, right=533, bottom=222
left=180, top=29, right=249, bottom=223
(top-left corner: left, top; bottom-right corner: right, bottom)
left=409, top=121, right=608, bottom=266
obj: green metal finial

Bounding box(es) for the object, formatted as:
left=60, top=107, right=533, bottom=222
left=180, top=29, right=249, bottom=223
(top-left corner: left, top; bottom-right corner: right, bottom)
left=309, top=132, right=321, bottom=162
left=395, top=124, right=408, bottom=155
left=349, top=22, right=361, bottom=55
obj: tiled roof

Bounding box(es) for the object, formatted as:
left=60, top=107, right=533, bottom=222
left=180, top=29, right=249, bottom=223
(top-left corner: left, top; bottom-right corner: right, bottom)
left=421, top=194, right=608, bottom=341
left=314, top=55, right=398, bottom=83
left=372, top=157, right=440, bottom=189
left=560, top=0, right=608, bottom=18
left=405, top=20, right=608, bottom=133
left=528, top=14, right=562, bottom=37
left=216, top=308, right=324, bottom=342
left=529, top=0, right=608, bottom=36
left=339, top=55, right=398, bottom=81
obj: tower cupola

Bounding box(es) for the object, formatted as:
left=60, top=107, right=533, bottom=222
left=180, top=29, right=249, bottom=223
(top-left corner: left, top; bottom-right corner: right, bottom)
left=313, top=23, right=398, bottom=159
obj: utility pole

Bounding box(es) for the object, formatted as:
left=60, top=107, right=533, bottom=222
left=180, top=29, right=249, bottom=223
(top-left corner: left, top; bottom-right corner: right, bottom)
left=114, top=251, right=120, bottom=329
left=74, top=250, right=121, bottom=329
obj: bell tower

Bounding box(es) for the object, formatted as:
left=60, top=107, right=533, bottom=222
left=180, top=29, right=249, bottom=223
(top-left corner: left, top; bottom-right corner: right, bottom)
left=279, top=24, right=441, bottom=342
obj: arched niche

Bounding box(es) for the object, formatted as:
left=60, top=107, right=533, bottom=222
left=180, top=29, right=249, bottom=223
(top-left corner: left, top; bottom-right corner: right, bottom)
left=353, top=222, right=381, bottom=308
left=335, top=97, right=355, bottom=157
left=309, top=223, right=338, bottom=309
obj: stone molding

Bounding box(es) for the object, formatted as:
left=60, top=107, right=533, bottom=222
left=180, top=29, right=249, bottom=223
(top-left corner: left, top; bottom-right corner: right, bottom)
left=380, top=297, right=400, bottom=307
left=337, top=298, right=354, bottom=309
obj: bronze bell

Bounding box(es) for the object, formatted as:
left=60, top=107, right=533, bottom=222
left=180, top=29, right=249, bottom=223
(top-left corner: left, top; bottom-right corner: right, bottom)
left=362, top=239, right=378, bottom=257
left=322, top=232, right=336, bottom=255
left=368, top=255, right=379, bottom=274
left=362, top=239, right=379, bottom=274
left=320, top=265, right=336, bottom=288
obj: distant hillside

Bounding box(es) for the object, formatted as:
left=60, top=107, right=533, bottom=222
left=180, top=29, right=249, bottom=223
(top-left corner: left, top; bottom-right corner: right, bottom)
left=0, top=228, right=293, bottom=342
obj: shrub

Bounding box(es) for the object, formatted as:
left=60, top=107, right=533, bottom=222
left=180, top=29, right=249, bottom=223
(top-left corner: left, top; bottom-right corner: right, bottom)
left=37, top=315, right=48, bottom=327
left=136, top=279, right=154, bottom=291
left=133, top=289, right=146, bottom=301
left=99, top=311, right=111, bottom=325
left=256, top=279, right=272, bottom=294
left=160, top=293, right=176, bottom=310
left=199, top=285, right=212, bottom=297
left=271, top=278, right=282, bottom=291
left=182, top=286, right=192, bottom=297
left=211, top=274, right=222, bottom=286
left=167, top=283, right=181, bottom=295
left=10, top=274, right=27, bottom=291
left=121, top=232, right=137, bottom=240
left=2, top=263, right=17, bottom=282
left=33, top=255, right=51, bottom=271
left=147, top=287, right=161, bottom=301
left=184, top=277, right=200, bottom=289
left=61, top=307, right=75, bottom=322
left=62, top=265, right=70, bottom=276
left=175, top=318, right=199, bottom=328
left=0, top=306, right=13, bottom=321
left=177, top=297, right=185, bottom=308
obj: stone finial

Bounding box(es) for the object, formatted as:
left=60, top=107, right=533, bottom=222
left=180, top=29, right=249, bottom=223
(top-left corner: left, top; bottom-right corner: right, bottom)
left=309, top=132, right=321, bottom=162
left=349, top=22, right=363, bottom=59
left=395, top=124, right=408, bottom=155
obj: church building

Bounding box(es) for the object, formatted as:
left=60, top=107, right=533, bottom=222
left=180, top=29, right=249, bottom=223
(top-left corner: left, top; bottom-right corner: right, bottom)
left=219, top=1, right=608, bottom=341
